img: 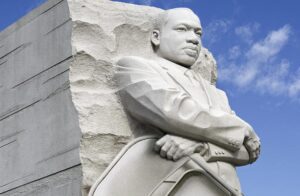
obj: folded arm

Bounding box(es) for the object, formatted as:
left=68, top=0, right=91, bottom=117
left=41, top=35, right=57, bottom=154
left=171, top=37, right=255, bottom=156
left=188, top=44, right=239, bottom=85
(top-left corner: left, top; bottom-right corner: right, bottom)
left=154, top=133, right=254, bottom=165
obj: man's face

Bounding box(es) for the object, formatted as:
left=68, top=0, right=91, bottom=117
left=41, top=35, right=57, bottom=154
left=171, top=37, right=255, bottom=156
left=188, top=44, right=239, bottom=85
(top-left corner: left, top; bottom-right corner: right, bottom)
left=155, top=9, right=202, bottom=67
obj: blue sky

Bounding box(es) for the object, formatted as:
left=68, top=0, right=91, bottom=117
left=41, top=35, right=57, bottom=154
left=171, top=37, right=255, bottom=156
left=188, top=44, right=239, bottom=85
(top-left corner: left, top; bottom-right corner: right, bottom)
left=1, top=0, right=299, bottom=195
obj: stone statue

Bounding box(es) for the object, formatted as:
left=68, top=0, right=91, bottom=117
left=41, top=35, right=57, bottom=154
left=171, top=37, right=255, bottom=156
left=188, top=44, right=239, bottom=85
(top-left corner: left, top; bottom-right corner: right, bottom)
left=89, top=8, right=260, bottom=196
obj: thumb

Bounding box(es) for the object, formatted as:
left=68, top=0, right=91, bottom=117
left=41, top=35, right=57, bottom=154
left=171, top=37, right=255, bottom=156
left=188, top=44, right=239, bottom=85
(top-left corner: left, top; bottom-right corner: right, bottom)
left=195, top=143, right=209, bottom=156
left=194, top=143, right=204, bottom=153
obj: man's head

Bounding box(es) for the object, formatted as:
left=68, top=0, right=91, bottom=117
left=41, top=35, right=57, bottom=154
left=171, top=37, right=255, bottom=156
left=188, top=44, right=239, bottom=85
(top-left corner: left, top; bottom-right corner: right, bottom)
left=151, top=8, right=202, bottom=68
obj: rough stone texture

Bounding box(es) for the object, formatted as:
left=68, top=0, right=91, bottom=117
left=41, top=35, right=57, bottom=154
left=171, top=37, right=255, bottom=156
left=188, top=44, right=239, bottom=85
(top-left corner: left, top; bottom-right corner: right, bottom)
left=192, top=48, right=218, bottom=86
left=67, top=1, right=162, bottom=194
left=0, top=0, right=218, bottom=195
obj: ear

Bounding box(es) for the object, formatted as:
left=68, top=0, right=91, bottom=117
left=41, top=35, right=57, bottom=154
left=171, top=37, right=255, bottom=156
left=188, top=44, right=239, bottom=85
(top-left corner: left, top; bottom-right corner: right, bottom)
left=151, top=30, right=160, bottom=47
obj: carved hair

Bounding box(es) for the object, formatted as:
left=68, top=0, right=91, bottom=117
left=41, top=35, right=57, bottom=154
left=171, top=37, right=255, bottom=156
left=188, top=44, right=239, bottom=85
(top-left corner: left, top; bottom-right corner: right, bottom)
left=152, top=8, right=196, bottom=31
left=152, top=11, right=167, bottom=31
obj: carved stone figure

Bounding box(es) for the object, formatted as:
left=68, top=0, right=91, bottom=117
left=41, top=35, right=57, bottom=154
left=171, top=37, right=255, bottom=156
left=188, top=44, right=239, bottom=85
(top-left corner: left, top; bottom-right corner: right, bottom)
left=89, top=8, right=260, bottom=196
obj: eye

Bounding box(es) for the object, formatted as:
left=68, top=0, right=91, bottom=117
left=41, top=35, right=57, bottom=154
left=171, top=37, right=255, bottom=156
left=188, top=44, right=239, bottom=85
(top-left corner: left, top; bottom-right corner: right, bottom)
left=195, top=30, right=202, bottom=37
left=175, top=26, right=187, bottom=32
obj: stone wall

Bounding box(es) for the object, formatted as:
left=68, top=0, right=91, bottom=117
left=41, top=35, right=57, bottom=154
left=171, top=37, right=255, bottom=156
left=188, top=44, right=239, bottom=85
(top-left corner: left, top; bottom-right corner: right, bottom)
left=0, top=0, right=81, bottom=195
left=0, top=0, right=218, bottom=195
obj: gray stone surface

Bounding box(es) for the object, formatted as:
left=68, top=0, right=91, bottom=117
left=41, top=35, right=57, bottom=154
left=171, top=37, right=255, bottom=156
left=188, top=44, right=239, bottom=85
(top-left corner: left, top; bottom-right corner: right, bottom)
left=1, top=166, right=82, bottom=196
left=0, top=0, right=81, bottom=194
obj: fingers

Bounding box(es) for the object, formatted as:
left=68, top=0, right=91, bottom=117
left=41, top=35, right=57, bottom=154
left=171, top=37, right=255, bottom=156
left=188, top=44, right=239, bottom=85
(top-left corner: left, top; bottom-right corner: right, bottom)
left=251, top=141, right=261, bottom=162
left=154, top=135, right=169, bottom=152
left=173, top=147, right=191, bottom=161
left=245, top=138, right=261, bottom=163
left=154, top=135, right=206, bottom=161
left=155, top=135, right=179, bottom=159
left=166, top=144, right=179, bottom=160
left=160, top=140, right=172, bottom=158
left=198, top=143, right=209, bottom=156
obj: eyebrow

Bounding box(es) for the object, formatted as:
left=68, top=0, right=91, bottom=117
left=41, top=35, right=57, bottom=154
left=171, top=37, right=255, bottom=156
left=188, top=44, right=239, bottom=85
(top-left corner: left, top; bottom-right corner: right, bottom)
left=175, top=23, right=202, bottom=31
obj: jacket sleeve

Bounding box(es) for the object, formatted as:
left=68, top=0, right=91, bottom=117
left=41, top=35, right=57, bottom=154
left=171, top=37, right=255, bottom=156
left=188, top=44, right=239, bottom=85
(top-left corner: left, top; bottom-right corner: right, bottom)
left=115, top=56, right=249, bottom=152
left=205, top=143, right=250, bottom=166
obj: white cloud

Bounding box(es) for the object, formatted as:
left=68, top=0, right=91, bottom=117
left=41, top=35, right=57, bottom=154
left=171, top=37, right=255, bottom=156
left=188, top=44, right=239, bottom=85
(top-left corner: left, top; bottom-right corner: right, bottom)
left=288, top=70, right=300, bottom=97
left=240, top=25, right=291, bottom=85
left=218, top=25, right=299, bottom=99
left=255, top=60, right=290, bottom=95
left=235, top=23, right=260, bottom=44
left=218, top=63, right=235, bottom=82
left=255, top=60, right=300, bottom=100
left=246, top=25, right=290, bottom=63
left=235, top=65, right=259, bottom=87
left=289, top=80, right=300, bottom=97
left=203, top=19, right=232, bottom=46
left=228, top=46, right=241, bottom=60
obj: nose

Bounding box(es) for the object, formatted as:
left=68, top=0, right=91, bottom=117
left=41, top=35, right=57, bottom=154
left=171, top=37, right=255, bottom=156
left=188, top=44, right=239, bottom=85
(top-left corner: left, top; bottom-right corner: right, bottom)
left=187, top=32, right=200, bottom=45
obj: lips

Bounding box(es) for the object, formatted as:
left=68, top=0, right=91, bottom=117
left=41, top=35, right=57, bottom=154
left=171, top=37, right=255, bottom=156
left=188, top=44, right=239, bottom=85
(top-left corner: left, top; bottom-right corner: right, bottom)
left=184, top=46, right=199, bottom=57
left=184, top=46, right=199, bottom=51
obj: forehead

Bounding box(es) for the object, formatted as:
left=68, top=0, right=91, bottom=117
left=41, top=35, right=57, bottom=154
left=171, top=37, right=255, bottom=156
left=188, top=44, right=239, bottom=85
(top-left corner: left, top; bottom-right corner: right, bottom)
left=163, top=9, right=201, bottom=29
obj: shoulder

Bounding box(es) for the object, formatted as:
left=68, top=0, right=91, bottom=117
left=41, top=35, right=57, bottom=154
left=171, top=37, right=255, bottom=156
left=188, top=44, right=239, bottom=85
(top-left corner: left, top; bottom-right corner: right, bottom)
left=116, top=56, right=166, bottom=75
left=117, top=56, right=152, bottom=68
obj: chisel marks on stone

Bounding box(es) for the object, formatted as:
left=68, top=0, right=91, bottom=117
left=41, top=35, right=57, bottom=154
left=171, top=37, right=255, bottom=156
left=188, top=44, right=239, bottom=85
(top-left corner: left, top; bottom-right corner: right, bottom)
left=0, top=129, right=25, bottom=142
left=37, top=145, right=79, bottom=165
left=38, top=0, right=64, bottom=16
left=45, top=19, right=71, bottom=35
left=12, top=56, right=72, bottom=89
left=43, top=81, right=70, bottom=101
left=42, top=68, right=69, bottom=84
left=0, top=45, right=22, bottom=61
left=0, top=100, right=41, bottom=121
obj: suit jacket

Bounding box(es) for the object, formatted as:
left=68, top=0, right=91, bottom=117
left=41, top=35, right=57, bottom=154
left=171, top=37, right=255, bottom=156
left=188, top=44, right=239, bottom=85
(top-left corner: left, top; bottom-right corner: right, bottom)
left=115, top=56, right=251, bottom=192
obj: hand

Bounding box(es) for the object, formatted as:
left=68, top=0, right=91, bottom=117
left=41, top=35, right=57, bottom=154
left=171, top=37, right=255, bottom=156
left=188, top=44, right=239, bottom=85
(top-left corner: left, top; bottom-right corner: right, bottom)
left=154, top=134, right=208, bottom=161
left=244, top=127, right=261, bottom=163
left=244, top=137, right=260, bottom=163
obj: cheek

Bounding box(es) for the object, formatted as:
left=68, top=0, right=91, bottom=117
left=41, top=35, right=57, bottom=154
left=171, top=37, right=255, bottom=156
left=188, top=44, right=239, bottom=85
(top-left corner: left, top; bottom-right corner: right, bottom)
left=162, top=40, right=179, bottom=53
left=166, top=32, right=184, bottom=44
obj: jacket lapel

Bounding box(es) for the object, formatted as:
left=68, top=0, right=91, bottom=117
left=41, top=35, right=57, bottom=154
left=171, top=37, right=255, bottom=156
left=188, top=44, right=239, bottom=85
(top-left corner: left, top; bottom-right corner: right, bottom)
left=157, top=60, right=210, bottom=107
